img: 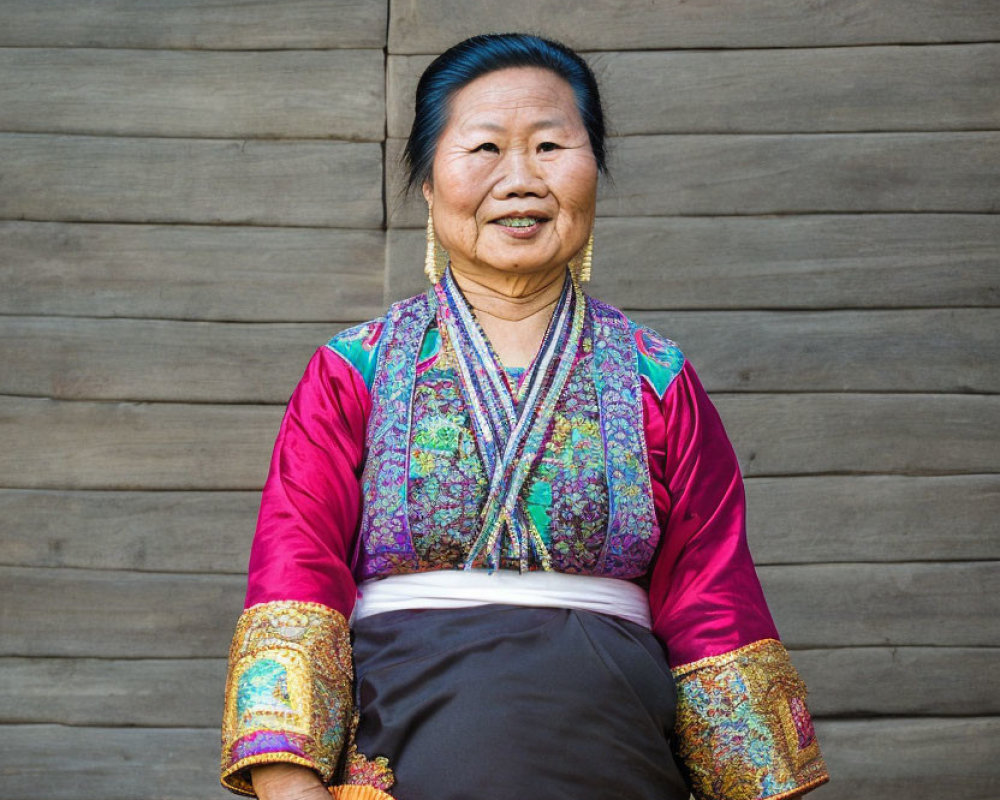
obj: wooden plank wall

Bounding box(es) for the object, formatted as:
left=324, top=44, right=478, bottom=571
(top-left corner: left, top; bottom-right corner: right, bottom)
left=1, top=2, right=997, bottom=798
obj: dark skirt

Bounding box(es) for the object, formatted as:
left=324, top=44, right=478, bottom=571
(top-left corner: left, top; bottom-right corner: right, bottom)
left=351, top=604, right=690, bottom=800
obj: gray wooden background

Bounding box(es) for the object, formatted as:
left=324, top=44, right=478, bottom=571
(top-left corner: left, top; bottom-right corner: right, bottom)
left=1, top=2, right=998, bottom=798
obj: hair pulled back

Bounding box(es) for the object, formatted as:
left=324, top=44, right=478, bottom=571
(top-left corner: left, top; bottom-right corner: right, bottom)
left=403, top=32, right=608, bottom=194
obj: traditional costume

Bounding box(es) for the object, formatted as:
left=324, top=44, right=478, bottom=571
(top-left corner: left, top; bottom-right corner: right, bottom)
left=220, top=266, right=829, bottom=800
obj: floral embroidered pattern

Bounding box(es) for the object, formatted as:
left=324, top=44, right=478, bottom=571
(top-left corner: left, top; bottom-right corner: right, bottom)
left=355, top=290, right=435, bottom=578
left=589, top=299, right=662, bottom=577
left=221, top=601, right=353, bottom=797
left=672, top=639, right=829, bottom=800
left=327, top=320, right=385, bottom=391
left=350, top=289, right=671, bottom=580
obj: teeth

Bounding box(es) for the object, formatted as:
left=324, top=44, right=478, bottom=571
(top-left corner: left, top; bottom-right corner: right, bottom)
left=497, top=217, right=539, bottom=227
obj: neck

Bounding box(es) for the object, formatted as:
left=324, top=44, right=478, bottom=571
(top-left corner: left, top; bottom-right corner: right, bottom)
left=448, top=263, right=568, bottom=323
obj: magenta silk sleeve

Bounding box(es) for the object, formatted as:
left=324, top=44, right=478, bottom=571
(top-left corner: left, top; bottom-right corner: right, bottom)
left=643, top=360, right=829, bottom=800
left=644, top=360, right=778, bottom=667
left=244, top=346, right=371, bottom=616
left=220, top=347, right=386, bottom=798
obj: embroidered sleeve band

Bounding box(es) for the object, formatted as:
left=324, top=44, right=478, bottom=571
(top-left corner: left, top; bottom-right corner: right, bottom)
left=221, top=601, right=354, bottom=797
left=672, top=638, right=829, bottom=800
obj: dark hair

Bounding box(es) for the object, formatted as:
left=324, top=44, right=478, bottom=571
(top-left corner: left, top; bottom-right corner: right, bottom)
left=403, top=32, right=608, bottom=193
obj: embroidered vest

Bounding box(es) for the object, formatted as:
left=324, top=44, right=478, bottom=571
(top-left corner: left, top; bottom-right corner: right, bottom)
left=332, top=288, right=680, bottom=582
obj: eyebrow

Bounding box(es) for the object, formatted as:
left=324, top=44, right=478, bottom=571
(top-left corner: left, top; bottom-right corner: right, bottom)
left=464, top=118, right=567, bottom=134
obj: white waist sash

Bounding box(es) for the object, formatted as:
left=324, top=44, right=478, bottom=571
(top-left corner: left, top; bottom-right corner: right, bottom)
left=353, top=570, right=651, bottom=629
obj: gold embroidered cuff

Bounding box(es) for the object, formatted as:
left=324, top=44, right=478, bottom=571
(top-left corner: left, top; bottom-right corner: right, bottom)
left=672, top=638, right=829, bottom=800
left=220, top=601, right=354, bottom=797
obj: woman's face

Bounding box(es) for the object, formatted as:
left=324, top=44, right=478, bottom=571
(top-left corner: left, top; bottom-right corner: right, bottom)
left=423, top=67, right=599, bottom=279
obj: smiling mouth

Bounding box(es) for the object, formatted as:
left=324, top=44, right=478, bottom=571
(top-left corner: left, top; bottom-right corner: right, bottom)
left=492, top=216, right=548, bottom=228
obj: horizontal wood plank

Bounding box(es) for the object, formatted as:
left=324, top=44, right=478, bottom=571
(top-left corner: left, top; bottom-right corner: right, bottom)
left=1, top=394, right=995, bottom=490
left=0, top=0, right=386, bottom=49
left=0, top=658, right=227, bottom=726
left=4, top=309, right=995, bottom=402
left=0, top=222, right=387, bottom=322
left=714, top=393, right=1000, bottom=477
left=1, top=718, right=997, bottom=800
left=639, top=309, right=1000, bottom=394
left=1, top=477, right=996, bottom=574
left=1, top=563, right=995, bottom=657
left=795, top=647, right=1000, bottom=718
left=0, top=48, right=384, bottom=140
left=0, top=397, right=282, bottom=490
left=388, top=44, right=1000, bottom=137
left=2, top=647, right=994, bottom=728
left=0, top=567, right=244, bottom=658
left=0, top=490, right=259, bottom=573
left=815, top=717, right=1000, bottom=800
left=389, top=0, right=1000, bottom=52
left=746, top=475, right=1000, bottom=565
left=0, top=134, right=382, bottom=227
left=0, top=317, right=335, bottom=402
left=387, top=133, right=1000, bottom=226
left=386, top=215, right=1000, bottom=309
left=0, top=724, right=231, bottom=800
left=758, top=562, right=1000, bottom=649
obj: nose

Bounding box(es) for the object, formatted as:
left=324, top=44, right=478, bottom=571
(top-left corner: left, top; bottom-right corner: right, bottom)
left=491, top=147, right=548, bottom=199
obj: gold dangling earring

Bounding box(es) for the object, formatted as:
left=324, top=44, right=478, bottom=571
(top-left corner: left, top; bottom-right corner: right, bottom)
left=424, top=210, right=444, bottom=284
left=570, top=229, right=594, bottom=285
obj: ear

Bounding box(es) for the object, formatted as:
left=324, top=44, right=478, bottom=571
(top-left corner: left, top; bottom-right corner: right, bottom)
left=421, top=180, right=433, bottom=207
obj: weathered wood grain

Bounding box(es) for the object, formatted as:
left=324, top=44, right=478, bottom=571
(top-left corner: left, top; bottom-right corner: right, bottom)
left=0, top=49, right=384, bottom=140
left=0, top=318, right=336, bottom=402
left=2, top=563, right=995, bottom=657
left=388, top=45, right=1000, bottom=137
left=2, top=647, right=994, bottom=728
left=758, top=562, right=1000, bottom=649
left=1, top=718, right=996, bottom=800
left=638, top=309, right=1000, bottom=394
left=816, top=717, right=1000, bottom=800
left=0, top=658, right=227, bottom=726
left=714, top=393, right=1000, bottom=477
left=385, top=215, right=1000, bottom=309
left=1, top=477, right=996, bottom=574
left=0, top=134, right=382, bottom=227
left=0, top=222, right=387, bottom=322
left=387, top=133, right=1000, bottom=226
left=2, top=394, right=995, bottom=490
left=388, top=0, right=1000, bottom=52
left=0, top=397, right=282, bottom=490
left=0, top=724, right=231, bottom=800
left=0, top=490, right=259, bottom=573
left=0, top=567, right=244, bottom=658
left=0, top=0, right=386, bottom=49
left=794, top=647, right=1000, bottom=718
left=746, top=475, right=1000, bottom=565
left=4, top=309, right=994, bottom=402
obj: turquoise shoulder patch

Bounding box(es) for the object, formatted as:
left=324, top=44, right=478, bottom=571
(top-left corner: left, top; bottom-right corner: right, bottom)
left=632, top=322, right=685, bottom=399
left=325, top=318, right=384, bottom=391
left=417, top=324, right=441, bottom=366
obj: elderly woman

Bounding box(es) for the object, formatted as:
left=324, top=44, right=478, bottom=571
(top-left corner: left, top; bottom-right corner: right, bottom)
left=220, top=33, right=829, bottom=800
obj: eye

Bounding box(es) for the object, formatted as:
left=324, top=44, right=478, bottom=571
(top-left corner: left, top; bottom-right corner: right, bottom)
left=472, top=142, right=500, bottom=154
left=538, top=141, right=560, bottom=152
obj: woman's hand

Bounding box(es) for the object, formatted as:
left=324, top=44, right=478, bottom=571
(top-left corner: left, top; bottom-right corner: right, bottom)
left=250, top=763, right=329, bottom=800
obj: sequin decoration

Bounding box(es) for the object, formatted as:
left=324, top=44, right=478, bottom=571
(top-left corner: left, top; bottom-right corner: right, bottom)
left=221, top=601, right=354, bottom=797
left=672, top=638, right=830, bottom=800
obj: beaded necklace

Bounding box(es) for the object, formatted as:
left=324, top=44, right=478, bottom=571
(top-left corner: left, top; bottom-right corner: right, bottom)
left=434, top=265, right=586, bottom=571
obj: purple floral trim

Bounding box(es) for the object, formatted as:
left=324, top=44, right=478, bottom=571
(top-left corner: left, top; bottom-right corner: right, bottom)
left=355, top=290, right=435, bottom=578
left=589, top=298, right=660, bottom=577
